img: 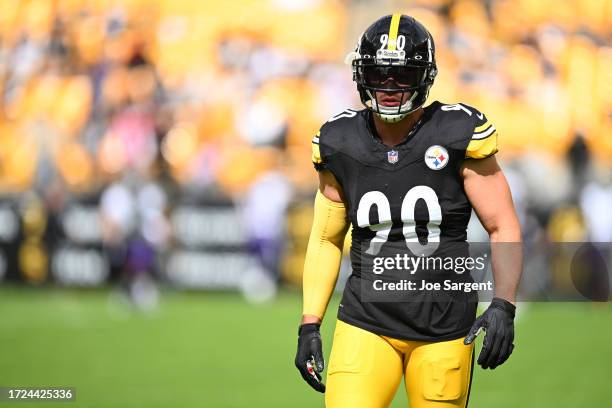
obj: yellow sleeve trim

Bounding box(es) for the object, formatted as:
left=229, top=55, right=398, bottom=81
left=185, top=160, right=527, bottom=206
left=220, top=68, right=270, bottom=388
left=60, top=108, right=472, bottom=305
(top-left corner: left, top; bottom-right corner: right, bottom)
left=302, top=191, right=349, bottom=318
left=466, top=131, right=498, bottom=159
left=474, top=121, right=490, bottom=133
left=311, top=131, right=322, bottom=164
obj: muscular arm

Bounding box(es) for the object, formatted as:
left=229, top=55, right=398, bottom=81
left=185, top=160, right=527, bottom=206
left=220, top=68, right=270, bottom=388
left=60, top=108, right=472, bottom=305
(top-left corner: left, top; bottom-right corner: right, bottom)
left=462, top=156, right=522, bottom=303
left=301, top=170, right=349, bottom=325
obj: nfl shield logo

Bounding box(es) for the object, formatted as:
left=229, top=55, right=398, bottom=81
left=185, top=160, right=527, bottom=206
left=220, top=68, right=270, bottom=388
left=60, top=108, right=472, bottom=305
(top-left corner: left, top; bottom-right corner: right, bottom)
left=387, top=150, right=399, bottom=164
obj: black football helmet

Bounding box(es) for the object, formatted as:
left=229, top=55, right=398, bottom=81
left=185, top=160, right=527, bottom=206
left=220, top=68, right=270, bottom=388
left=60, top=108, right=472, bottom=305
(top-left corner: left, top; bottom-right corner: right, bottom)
left=347, top=14, right=437, bottom=123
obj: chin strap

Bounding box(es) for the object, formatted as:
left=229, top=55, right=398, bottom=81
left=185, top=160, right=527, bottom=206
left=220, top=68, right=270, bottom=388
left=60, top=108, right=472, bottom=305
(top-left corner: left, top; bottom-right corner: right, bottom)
left=375, top=111, right=410, bottom=123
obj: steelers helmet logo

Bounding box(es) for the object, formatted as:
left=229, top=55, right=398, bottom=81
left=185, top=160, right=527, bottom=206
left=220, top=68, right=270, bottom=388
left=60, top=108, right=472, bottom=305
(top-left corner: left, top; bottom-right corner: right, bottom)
left=424, top=145, right=449, bottom=170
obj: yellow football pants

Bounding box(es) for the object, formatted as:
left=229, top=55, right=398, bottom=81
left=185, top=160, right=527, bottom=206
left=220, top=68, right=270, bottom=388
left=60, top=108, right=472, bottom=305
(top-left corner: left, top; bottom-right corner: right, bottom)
left=325, top=320, right=474, bottom=408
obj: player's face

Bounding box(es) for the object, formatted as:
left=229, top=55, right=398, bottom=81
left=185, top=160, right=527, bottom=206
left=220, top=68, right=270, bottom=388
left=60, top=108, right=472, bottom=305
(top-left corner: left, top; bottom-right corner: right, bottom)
left=363, top=65, right=426, bottom=107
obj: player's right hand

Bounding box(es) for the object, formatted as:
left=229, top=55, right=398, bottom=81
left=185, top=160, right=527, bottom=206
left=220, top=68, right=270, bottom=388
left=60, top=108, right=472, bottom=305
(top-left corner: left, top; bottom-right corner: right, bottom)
left=295, top=323, right=326, bottom=393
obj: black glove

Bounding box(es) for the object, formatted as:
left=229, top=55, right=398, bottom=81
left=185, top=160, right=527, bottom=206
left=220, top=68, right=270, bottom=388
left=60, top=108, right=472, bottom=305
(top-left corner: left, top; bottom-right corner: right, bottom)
left=295, top=323, right=326, bottom=393
left=464, top=297, right=516, bottom=369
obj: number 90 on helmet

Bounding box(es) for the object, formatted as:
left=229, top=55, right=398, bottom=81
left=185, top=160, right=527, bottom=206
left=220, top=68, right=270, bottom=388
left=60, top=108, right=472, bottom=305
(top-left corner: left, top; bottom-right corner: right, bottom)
left=346, top=14, right=437, bottom=123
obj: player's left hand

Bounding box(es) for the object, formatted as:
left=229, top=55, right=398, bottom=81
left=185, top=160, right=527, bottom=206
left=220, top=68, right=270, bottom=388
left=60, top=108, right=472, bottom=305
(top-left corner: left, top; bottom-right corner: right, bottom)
left=464, top=297, right=516, bottom=369
left=295, top=323, right=326, bottom=393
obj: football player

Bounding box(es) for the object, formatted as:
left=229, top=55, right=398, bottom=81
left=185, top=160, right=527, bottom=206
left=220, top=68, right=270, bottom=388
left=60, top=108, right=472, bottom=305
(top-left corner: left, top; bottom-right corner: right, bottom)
left=294, top=14, right=522, bottom=408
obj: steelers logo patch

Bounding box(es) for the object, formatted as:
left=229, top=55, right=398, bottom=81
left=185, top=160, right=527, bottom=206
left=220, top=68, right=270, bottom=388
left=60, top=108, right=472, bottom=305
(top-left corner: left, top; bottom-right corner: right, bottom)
left=424, top=145, right=449, bottom=170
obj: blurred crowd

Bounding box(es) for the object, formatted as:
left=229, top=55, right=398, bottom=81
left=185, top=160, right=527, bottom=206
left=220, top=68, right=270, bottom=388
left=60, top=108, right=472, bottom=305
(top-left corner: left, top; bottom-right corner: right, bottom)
left=0, top=0, right=611, bottom=287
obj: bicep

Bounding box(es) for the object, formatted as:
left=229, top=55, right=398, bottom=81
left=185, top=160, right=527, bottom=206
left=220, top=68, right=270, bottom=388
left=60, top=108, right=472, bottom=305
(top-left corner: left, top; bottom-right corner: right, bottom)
left=318, top=170, right=345, bottom=204
left=461, top=156, right=519, bottom=235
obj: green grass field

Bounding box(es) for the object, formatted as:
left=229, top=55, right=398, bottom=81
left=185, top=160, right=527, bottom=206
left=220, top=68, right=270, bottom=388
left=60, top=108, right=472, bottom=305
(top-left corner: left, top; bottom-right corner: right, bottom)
left=0, top=286, right=610, bottom=407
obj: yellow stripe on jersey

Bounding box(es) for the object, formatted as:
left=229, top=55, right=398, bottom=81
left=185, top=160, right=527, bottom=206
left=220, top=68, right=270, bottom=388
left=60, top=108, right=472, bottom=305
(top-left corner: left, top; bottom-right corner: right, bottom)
left=387, top=13, right=401, bottom=51
left=472, top=124, right=496, bottom=140
left=312, top=132, right=322, bottom=164
left=474, top=121, right=490, bottom=133
left=466, top=131, right=498, bottom=159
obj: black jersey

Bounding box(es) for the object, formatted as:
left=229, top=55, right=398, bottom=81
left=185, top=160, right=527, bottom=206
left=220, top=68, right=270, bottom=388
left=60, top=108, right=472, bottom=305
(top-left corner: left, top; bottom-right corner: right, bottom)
left=311, top=101, right=499, bottom=341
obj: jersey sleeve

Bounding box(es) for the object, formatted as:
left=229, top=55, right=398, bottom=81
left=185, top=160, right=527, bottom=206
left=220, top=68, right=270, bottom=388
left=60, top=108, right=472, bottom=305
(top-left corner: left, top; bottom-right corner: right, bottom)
left=311, top=109, right=357, bottom=171
left=311, top=130, right=326, bottom=171
left=465, top=110, right=498, bottom=159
